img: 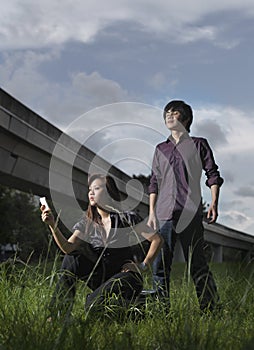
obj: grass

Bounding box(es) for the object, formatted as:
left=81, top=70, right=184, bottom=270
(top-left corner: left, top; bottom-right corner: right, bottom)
left=0, top=256, right=253, bottom=350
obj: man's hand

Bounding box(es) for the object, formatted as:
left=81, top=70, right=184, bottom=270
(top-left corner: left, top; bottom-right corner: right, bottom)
left=208, top=184, right=220, bottom=224
left=207, top=203, right=218, bottom=224
left=147, top=212, right=158, bottom=230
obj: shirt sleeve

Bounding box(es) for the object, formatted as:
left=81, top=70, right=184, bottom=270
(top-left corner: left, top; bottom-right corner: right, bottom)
left=200, top=138, right=224, bottom=188
left=72, top=216, right=88, bottom=233
left=148, top=147, right=160, bottom=194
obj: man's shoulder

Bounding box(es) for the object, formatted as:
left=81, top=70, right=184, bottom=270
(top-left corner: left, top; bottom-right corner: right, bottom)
left=190, top=136, right=208, bottom=145
left=155, top=139, right=169, bottom=149
left=190, top=136, right=206, bottom=141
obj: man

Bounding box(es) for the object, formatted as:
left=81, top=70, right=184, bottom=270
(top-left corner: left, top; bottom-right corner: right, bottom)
left=148, top=100, right=224, bottom=311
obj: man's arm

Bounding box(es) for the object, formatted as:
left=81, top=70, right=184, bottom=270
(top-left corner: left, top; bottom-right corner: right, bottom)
left=147, top=193, right=158, bottom=230
left=207, top=184, right=220, bottom=224
left=200, top=138, right=223, bottom=224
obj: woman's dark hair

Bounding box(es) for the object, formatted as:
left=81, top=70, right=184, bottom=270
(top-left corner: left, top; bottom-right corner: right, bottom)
left=163, top=100, right=193, bottom=132
left=86, top=174, right=122, bottom=226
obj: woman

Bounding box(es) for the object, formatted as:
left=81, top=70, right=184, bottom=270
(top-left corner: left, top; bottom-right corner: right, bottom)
left=41, top=173, right=163, bottom=315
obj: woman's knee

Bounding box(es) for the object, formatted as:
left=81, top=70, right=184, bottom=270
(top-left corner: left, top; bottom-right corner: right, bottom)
left=60, top=254, right=77, bottom=272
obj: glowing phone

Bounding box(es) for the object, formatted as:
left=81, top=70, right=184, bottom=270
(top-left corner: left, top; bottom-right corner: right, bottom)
left=39, top=197, right=50, bottom=211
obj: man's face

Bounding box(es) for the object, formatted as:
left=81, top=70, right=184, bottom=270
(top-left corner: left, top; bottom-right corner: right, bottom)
left=164, top=109, right=187, bottom=131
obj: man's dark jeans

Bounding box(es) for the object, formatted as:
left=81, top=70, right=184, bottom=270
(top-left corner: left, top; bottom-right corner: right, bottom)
left=153, top=213, right=219, bottom=310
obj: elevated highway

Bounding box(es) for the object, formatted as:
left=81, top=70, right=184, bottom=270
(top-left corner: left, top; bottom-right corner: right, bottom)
left=1, top=88, right=253, bottom=262
left=0, top=88, right=148, bottom=218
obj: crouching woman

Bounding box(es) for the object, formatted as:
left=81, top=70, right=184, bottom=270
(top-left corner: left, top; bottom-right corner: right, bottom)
left=41, top=173, right=163, bottom=316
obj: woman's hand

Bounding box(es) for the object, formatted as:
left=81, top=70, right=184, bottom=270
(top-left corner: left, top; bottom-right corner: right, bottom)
left=40, top=205, right=55, bottom=227
left=40, top=205, right=78, bottom=254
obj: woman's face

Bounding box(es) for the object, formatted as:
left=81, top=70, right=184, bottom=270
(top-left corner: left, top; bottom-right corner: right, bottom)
left=88, top=178, right=110, bottom=208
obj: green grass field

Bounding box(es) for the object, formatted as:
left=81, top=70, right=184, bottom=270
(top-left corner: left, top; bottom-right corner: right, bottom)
left=0, top=256, right=253, bottom=350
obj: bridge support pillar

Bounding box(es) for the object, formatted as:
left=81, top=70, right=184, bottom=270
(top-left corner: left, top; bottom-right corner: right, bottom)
left=242, top=250, right=252, bottom=263
left=212, top=245, right=223, bottom=263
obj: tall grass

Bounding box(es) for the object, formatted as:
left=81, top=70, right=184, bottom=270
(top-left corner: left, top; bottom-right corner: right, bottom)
left=0, top=256, right=253, bottom=350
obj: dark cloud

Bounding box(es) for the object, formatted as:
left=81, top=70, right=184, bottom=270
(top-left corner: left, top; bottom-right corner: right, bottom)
left=235, top=186, right=254, bottom=197
left=194, top=119, right=227, bottom=148
left=220, top=169, right=234, bottom=183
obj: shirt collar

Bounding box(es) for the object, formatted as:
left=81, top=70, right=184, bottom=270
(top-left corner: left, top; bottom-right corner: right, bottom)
left=167, top=132, right=190, bottom=144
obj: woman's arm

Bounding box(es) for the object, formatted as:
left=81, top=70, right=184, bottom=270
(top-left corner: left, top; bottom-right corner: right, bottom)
left=41, top=206, right=81, bottom=254
left=133, top=218, right=164, bottom=267
left=122, top=221, right=163, bottom=273
left=142, top=232, right=163, bottom=268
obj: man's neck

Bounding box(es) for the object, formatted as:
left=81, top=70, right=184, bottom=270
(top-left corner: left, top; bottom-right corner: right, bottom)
left=170, top=130, right=186, bottom=144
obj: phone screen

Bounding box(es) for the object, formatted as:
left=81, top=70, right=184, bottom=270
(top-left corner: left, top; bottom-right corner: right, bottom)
left=40, top=197, right=49, bottom=211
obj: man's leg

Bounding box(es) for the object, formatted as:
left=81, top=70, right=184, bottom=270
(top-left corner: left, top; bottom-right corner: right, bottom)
left=152, top=220, right=176, bottom=298
left=85, top=271, right=143, bottom=311
left=179, top=215, right=219, bottom=311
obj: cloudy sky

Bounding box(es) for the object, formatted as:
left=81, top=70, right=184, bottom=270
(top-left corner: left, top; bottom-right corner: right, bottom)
left=1, top=0, right=254, bottom=235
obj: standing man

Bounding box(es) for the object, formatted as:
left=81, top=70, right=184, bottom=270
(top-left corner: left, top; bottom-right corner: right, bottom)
left=148, top=100, right=224, bottom=311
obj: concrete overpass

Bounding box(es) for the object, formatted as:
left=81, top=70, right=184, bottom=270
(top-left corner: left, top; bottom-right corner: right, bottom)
left=1, top=88, right=254, bottom=262
left=0, top=88, right=149, bottom=219
left=173, top=220, right=254, bottom=263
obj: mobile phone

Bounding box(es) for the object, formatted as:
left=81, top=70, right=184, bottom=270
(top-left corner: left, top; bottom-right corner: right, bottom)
left=39, top=197, right=50, bottom=211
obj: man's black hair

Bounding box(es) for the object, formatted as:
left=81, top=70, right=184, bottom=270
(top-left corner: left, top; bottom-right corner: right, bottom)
left=163, top=100, right=193, bottom=132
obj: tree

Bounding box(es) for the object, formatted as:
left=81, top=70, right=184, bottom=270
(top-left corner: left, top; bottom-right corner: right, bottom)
left=132, top=174, right=151, bottom=194
left=0, top=186, right=53, bottom=261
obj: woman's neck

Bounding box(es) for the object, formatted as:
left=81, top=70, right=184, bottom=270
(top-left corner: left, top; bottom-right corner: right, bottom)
left=96, top=207, right=110, bottom=220
left=96, top=207, right=111, bottom=238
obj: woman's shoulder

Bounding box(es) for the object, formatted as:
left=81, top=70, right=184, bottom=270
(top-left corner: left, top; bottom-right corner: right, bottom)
left=72, top=213, right=91, bottom=232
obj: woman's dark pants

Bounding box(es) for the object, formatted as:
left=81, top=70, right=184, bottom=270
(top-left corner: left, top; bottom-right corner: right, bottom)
left=49, top=251, right=143, bottom=316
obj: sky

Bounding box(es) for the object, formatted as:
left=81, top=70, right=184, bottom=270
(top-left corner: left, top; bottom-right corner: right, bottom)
left=1, top=0, right=254, bottom=235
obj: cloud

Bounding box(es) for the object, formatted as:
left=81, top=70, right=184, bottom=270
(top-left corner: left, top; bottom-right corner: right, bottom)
left=220, top=199, right=244, bottom=210
left=147, top=72, right=168, bottom=90
left=193, top=106, right=254, bottom=153
left=235, top=186, right=254, bottom=198
left=194, top=119, right=228, bottom=147
left=219, top=206, right=254, bottom=233
left=220, top=170, right=235, bottom=183
left=71, top=71, right=129, bottom=104
left=220, top=210, right=250, bottom=226
left=0, top=50, right=132, bottom=127
left=175, top=26, right=217, bottom=44
left=1, top=0, right=254, bottom=50
left=64, top=102, right=167, bottom=176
